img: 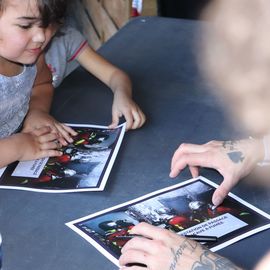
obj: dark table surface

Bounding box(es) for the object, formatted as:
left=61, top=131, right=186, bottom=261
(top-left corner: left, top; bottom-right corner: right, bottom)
left=0, top=16, right=270, bottom=270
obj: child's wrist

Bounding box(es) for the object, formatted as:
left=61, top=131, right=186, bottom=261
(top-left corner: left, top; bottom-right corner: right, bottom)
left=113, top=87, right=131, bottom=97
left=7, top=134, right=24, bottom=161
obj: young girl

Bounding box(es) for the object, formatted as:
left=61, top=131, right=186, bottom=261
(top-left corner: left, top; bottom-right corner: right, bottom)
left=44, top=25, right=146, bottom=130
left=0, top=0, right=77, bottom=169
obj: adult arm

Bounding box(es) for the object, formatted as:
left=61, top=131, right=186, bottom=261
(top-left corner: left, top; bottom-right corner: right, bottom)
left=119, top=222, right=242, bottom=270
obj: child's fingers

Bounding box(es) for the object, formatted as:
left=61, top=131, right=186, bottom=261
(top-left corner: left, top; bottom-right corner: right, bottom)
left=138, top=110, right=146, bottom=127
left=130, top=109, right=145, bottom=129
left=55, top=124, right=75, bottom=144
left=31, top=129, right=62, bottom=150
left=122, top=105, right=146, bottom=130
left=38, top=149, right=63, bottom=158
left=36, top=132, right=59, bottom=144
left=123, top=111, right=134, bottom=130
left=30, top=126, right=52, bottom=136
left=108, top=123, right=117, bottom=129
left=39, top=140, right=62, bottom=150
left=61, top=124, right=78, bottom=136
left=109, top=112, right=120, bottom=129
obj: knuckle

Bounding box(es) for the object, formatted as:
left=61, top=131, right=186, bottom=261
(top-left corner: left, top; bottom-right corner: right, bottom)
left=207, top=140, right=217, bottom=146
left=178, top=143, right=189, bottom=151
left=161, top=229, right=172, bottom=239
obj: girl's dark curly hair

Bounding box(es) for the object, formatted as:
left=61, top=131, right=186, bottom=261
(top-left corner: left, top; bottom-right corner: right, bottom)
left=0, top=0, right=67, bottom=27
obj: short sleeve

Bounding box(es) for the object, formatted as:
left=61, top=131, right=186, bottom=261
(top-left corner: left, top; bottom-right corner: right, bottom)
left=61, top=26, right=88, bottom=62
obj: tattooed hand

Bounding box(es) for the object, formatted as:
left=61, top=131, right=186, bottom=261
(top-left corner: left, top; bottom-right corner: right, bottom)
left=169, top=138, right=264, bottom=206
left=119, top=222, right=242, bottom=270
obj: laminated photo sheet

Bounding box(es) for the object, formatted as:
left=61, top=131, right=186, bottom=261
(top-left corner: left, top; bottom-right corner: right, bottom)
left=0, top=168, right=6, bottom=178
left=66, top=176, right=270, bottom=266
left=0, top=123, right=126, bottom=193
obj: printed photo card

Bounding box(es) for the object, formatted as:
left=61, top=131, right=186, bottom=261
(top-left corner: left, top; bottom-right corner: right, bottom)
left=66, top=176, right=270, bottom=266
left=0, top=123, right=126, bottom=192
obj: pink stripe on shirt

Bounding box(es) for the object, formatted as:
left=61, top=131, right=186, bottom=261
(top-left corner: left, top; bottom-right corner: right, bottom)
left=68, top=40, right=88, bottom=62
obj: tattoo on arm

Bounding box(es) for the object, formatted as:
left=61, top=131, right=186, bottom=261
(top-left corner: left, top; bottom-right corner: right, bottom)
left=227, top=152, right=244, bottom=163
left=169, top=240, right=198, bottom=270
left=223, top=141, right=245, bottom=164
left=222, top=141, right=239, bottom=151
left=169, top=241, right=242, bottom=270
left=192, top=250, right=242, bottom=270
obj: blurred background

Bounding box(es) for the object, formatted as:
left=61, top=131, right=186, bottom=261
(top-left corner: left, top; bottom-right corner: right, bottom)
left=69, top=0, right=211, bottom=49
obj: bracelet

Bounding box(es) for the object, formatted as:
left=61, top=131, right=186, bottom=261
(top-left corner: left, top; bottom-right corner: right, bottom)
left=257, top=135, right=270, bottom=166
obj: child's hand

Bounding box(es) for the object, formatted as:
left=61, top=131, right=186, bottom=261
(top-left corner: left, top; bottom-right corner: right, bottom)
left=23, top=110, right=77, bottom=146
left=109, top=92, right=146, bottom=130
left=75, top=46, right=146, bottom=129
left=16, top=126, right=63, bottom=161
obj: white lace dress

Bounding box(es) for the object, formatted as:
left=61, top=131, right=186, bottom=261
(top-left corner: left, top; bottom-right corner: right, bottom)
left=0, top=65, right=37, bottom=138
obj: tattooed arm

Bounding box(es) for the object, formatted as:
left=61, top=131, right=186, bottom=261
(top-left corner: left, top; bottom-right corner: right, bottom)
left=169, top=139, right=264, bottom=206
left=119, top=222, right=242, bottom=270
left=191, top=250, right=242, bottom=270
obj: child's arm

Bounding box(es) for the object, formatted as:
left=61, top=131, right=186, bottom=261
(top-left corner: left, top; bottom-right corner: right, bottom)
left=23, top=53, right=77, bottom=145
left=76, top=45, right=146, bottom=130
left=0, top=126, right=62, bottom=168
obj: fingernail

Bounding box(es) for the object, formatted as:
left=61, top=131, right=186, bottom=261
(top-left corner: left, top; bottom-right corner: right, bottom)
left=213, top=195, right=223, bottom=206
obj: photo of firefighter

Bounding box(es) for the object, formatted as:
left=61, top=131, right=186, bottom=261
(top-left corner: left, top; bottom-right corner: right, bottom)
left=73, top=179, right=270, bottom=261
left=1, top=125, right=123, bottom=191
